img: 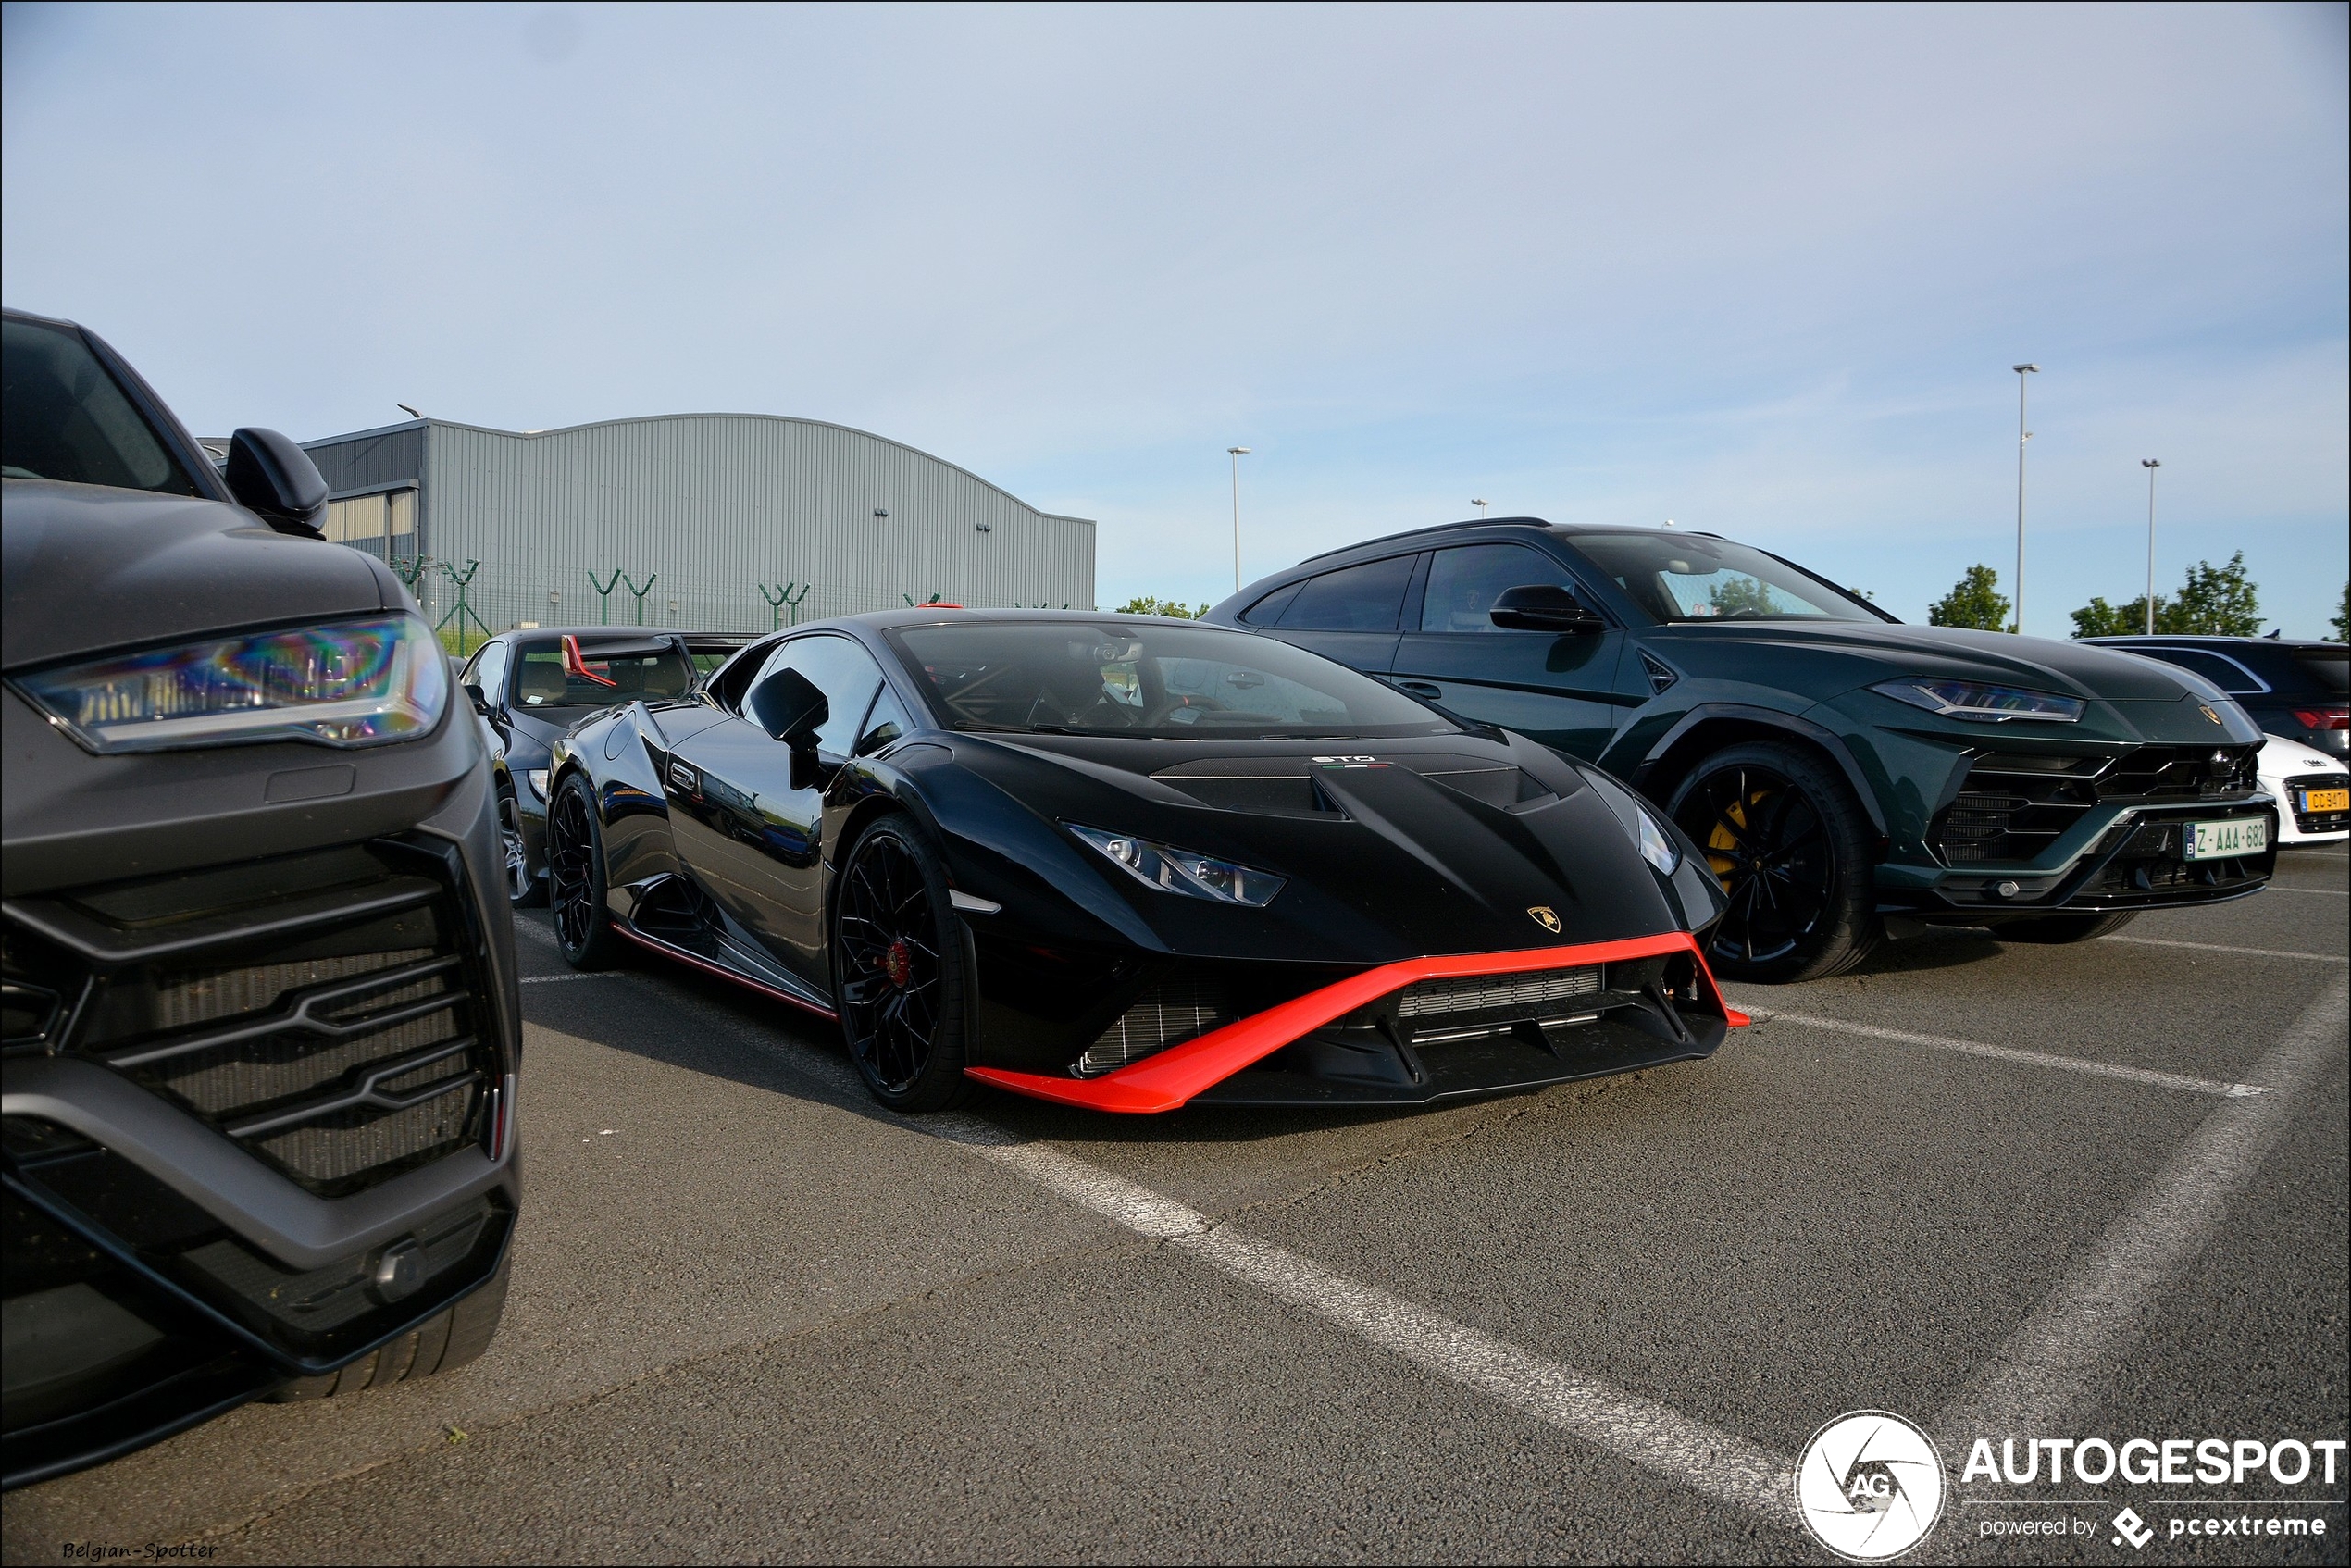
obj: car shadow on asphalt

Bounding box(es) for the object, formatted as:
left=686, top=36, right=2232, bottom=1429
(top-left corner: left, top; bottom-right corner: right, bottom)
left=521, top=943, right=1434, bottom=1148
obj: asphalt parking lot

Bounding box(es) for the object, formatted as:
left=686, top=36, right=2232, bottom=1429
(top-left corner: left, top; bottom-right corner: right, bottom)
left=6, top=847, right=2345, bottom=1567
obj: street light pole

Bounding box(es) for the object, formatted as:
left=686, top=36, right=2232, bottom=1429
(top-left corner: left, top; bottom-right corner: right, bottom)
left=1227, top=446, right=1250, bottom=592
left=1472, top=498, right=1489, bottom=516
left=2142, top=459, right=2161, bottom=635
left=2013, top=363, right=2038, bottom=635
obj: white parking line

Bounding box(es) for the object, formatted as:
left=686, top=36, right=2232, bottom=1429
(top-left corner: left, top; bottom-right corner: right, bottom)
left=2261, top=885, right=2350, bottom=897
left=519, top=972, right=621, bottom=985
left=560, top=967, right=1806, bottom=1529
left=927, top=1118, right=1805, bottom=1528
left=1740, top=1010, right=2270, bottom=1098
left=2109, top=935, right=2348, bottom=963
left=1936, top=978, right=2349, bottom=1443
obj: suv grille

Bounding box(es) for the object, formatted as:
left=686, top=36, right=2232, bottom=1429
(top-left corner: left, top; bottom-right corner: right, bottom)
left=1929, top=745, right=2258, bottom=865
left=3, top=840, right=504, bottom=1197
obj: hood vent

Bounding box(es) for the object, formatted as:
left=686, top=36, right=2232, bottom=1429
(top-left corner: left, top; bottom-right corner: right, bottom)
left=1152, top=753, right=1554, bottom=817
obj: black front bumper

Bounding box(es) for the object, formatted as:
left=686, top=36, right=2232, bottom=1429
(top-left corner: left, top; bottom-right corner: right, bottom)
left=2, top=746, right=522, bottom=1488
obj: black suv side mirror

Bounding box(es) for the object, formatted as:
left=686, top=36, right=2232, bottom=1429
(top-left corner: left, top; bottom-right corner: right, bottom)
left=747, top=667, right=828, bottom=749
left=464, top=682, right=491, bottom=716
left=1490, top=584, right=1606, bottom=634
left=224, top=429, right=330, bottom=535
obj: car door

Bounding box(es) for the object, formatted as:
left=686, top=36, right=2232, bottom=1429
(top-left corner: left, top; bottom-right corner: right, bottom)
left=1262, top=553, right=1421, bottom=677
left=1389, top=541, right=1634, bottom=760
left=665, top=633, right=885, bottom=986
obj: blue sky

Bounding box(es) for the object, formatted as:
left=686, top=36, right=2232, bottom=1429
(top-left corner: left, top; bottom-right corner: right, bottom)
left=5, top=2, right=2345, bottom=634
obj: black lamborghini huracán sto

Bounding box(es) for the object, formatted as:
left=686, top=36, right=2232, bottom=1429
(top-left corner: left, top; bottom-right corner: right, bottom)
left=544, top=611, right=1742, bottom=1113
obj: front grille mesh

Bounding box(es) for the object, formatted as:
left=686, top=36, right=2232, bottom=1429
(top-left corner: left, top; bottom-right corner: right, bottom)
left=1397, top=966, right=1600, bottom=1018
left=1075, top=980, right=1225, bottom=1077
left=7, top=841, right=503, bottom=1197
left=1930, top=745, right=2258, bottom=865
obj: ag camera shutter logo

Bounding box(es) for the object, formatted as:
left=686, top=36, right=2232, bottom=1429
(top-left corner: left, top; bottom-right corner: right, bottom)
left=1795, top=1410, right=1947, bottom=1561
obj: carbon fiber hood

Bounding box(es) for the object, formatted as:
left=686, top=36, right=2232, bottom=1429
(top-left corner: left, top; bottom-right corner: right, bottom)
left=1, top=479, right=390, bottom=670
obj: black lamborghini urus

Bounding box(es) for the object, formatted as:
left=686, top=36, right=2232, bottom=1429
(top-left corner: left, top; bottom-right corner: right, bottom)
left=2, top=309, right=520, bottom=1487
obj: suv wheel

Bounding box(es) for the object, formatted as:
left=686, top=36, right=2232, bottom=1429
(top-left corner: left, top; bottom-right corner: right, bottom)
left=1669, top=740, right=1881, bottom=983
left=270, top=1251, right=509, bottom=1401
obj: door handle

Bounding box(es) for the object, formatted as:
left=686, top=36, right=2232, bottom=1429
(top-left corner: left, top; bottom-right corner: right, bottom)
left=1398, top=681, right=1442, bottom=699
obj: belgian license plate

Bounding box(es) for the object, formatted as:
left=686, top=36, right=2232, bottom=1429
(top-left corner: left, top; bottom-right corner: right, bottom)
left=2184, top=817, right=2267, bottom=861
left=2302, top=787, right=2349, bottom=814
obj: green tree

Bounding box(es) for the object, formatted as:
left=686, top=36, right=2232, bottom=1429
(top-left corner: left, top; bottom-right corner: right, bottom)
left=1927, top=565, right=2010, bottom=631
left=2070, top=595, right=2159, bottom=639
left=2329, top=581, right=2346, bottom=642
left=2167, top=552, right=2261, bottom=635
left=1116, top=595, right=1208, bottom=618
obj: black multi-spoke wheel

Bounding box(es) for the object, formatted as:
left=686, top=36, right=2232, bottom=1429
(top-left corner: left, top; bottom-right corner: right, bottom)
left=497, top=789, right=543, bottom=907
left=1669, top=740, right=1880, bottom=983
left=833, top=817, right=968, bottom=1112
left=546, top=773, right=620, bottom=969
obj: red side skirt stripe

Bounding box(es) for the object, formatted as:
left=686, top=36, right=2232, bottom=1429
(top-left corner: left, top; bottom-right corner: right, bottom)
left=965, top=930, right=1739, bottom=1114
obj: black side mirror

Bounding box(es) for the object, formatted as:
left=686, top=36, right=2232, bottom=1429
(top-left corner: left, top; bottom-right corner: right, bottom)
left=1490, top=584, right=1606, bottom=634
left=224, top=428, right=330, bottom=535
left=747, top=667, right=828, bottom=749
left=464, top=682, right=491, bottom=716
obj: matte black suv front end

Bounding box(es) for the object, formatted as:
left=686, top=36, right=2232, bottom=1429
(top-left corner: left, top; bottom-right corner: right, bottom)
left=2, top=308, right=522, bottom=1488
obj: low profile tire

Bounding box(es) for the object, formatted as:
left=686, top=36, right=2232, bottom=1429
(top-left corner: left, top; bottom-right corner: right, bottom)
left=1670, top=740, right=1883, bottom=983
left=270, top=1251, right=510, bottom=1402
left=833, top=816, right=970, bottom=1113
left=547, top=772, right=622, bottom=970
left=1991, top=911, right=2139, bottom=944
left=497, top=788, right=545, bottom=908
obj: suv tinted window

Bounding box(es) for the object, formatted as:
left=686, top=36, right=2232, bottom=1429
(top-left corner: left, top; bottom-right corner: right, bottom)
left=755, top=634, right=885, bottom=757
left=1, top=317, right=199, bottom=497
left=1279, top=554, right=1417, bottom=630
left=1420, top=543, right=1579, bottom=633
left=1240, top=581, right=1303, bottom=626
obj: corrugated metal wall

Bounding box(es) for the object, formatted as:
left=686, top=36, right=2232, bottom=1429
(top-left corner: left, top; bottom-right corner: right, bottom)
left=305, top=415, right=1093, bottom=635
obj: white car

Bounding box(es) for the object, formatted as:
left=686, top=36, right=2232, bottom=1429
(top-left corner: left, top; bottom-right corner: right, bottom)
left=2259, top=732, right=2349, bottom=845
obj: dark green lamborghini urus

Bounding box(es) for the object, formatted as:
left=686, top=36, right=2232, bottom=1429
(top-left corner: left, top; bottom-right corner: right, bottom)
left=1208, top=518, right=2276, bottom=982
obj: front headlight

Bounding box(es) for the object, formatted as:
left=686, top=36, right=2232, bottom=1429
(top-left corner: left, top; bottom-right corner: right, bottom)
left=1068, top=824, right=1287, bottom=907
left=15, top=614, right=449, bottom=754
left=1872, top=677, right=2084, bottom=724
left=1637, top=808, right=1681, bottom=874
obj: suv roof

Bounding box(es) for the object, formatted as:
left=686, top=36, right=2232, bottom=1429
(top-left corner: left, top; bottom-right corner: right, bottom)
left=1300, top=516, right=1722, bottom=565
left=2084, top=634, right=2343, bottom=652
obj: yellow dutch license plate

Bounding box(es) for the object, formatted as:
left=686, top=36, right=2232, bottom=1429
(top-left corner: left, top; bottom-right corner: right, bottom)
left=2183, top=817, right=2267, bottom=861
left=2301, top=788, right=2349, bottom=814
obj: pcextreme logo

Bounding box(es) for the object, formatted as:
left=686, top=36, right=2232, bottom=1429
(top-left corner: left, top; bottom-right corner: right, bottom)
left=1795, top=1411, right=1947, bottom=1561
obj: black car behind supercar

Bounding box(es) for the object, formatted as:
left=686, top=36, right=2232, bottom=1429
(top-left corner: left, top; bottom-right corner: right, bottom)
left=543, top=610, right=1737, bottom=1114
left=1205, top=519, right=2280, bottom=981
left=458, top=627, right=759, bottom=906
left=2081, top=635, right=2348, bottom=758
left=2, top=308, right=520, bottom=1487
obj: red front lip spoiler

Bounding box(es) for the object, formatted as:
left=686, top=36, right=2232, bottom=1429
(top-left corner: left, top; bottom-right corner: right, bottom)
left=965, top=930, right=1747, bottom=1114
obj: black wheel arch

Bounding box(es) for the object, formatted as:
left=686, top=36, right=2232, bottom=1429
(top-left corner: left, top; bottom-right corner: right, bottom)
left=1627, top=705, right=1891, bottom=859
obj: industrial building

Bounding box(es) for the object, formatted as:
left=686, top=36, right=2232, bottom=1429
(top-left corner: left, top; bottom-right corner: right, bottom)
left=297, top=413, right=1095, bottom=641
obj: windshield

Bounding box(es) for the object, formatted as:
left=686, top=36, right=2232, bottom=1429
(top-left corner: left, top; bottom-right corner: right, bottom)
left=512, top=640, right=696, bottom=710
left=890, top=621, right=1457, bottom=739
left=1, top=316, right=201, bottom=496
left=1564, top=532, right=1883, bottom=623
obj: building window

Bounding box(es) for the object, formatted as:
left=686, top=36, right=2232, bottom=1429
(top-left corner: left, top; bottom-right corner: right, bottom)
left=322, top=488, right=417, bottom=561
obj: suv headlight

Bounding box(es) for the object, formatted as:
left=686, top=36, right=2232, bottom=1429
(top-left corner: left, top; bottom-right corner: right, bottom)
left=1068, top=824, right=1287, bottom=907
left=16, top=614, right=449, bottom=754
left=1872, top=677, right=2084, bottom=724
